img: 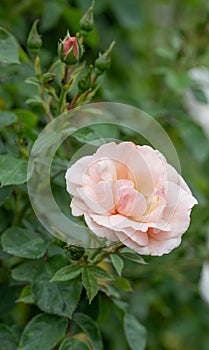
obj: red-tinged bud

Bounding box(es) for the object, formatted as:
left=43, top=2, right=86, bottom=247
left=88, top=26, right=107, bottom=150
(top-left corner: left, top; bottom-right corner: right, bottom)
left=58, top=32, right=83, bottom=65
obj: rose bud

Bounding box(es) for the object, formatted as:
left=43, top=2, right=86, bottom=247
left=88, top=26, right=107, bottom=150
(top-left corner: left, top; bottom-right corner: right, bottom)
left=27, top=19, right=42, bottom=55
left=65, top=245, right=85, bottom=260
left=80, top=0, right=94, bottom=33
left=78, top=65, right=93, bottom=93
left=95, top=41, right=115, bottom=75
left=58, top=32, right=83, bottom=65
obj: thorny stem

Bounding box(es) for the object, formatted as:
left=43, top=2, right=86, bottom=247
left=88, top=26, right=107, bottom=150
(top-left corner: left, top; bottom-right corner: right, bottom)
left=59, top=66, right=72, bottom=113
left=68, top=92, right=80, bottom=109
left=34, top=55, right=54, bottom=121
left=92, top=243, right=125, bottom=265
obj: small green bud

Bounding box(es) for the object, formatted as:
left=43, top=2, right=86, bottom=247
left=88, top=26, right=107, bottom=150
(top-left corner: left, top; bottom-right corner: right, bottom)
left=78, top=65, right=93, bottom=93
left=65, top=245, right=85, bottom=260
left=42, top=72, right=56, bottom=85
left=95, top=41, right=115, bottom=74
left=58, top=32, right=84, bottom=65
left=27, top=19, right=42, bottom=55
left=80, top=0, right=95, bottom=33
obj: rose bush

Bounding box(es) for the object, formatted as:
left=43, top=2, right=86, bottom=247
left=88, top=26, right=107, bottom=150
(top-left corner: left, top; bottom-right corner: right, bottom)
left=66, top=142, right=197, bottom=256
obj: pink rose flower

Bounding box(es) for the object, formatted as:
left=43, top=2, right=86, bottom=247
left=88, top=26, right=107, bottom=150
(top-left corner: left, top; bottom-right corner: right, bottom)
left=65, top=142, right=197, bottom=256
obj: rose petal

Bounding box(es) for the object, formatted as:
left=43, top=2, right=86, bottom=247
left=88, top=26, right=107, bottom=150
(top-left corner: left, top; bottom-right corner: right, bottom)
left=76, top=180, right=115, bottom=215
left=162, top=181, right=197, bottom=235
left=66, top=156, right=92, bottom=195
left=114, top=179, right=147, bottom=218
left=84, top=213, right=118, bottom=241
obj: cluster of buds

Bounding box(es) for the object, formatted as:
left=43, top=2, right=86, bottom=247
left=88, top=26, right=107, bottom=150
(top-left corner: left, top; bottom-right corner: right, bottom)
left=26, top=0, right=115, bottom=114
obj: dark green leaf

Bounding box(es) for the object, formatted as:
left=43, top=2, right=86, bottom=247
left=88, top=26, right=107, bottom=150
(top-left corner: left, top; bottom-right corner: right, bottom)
left=0, top=186, right=12, bottom=205
left=32, top=256, right=82, bottom=317
left=11, top=260, right=43, bottom=282
left=123, top=313, right=147, bottom=350
left=51, top=264, right=82, bottom=282
left=0, top=324, right=18, bottom=350
left=59, top=338, right=90, bottom=350
left=82, top=267, right=99, bottom=304
left=17, top=285, right=34, bottom=304
left=73, top=313, right=104, bottom=350
left=110, top=254, right=124, bottom=276
left=0, top=284, right=20, bottom=316
left=1, top=227, right=47, bottom=259
left=0, top=111, right=17, bottom=129
left=0, top=155, right=28, bottom=187
left=191, top=87, right=208, bottom=103
left=18, top=313, right=67, bottom=350
left=0, top=27, right=19, bottom=64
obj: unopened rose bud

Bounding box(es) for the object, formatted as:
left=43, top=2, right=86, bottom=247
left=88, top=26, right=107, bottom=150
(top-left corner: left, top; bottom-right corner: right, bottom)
left=65, top=245, right=85, bottom=260
left=27, top=19, right=42, bottom=55
left=80, top=0, right=94, bottom=33
left=42, top=72, right=56, bottom=85
left=78, top=65, right=93, bottom=93
left=58, top=32, right=83, bottom=65
left=95, top=41, right=115, bottom=75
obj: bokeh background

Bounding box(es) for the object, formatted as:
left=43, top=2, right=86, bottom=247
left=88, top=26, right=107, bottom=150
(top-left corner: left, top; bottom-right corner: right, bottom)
left=0, top=1, right=209, bottom=349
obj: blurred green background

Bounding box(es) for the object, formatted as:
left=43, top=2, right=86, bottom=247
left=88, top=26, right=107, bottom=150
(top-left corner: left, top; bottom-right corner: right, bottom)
left=0, top=0, right=209, bottom=349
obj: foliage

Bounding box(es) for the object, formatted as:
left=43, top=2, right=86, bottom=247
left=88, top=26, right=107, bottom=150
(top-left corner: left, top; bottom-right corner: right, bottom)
left=0, top=1, right=209, bottom=350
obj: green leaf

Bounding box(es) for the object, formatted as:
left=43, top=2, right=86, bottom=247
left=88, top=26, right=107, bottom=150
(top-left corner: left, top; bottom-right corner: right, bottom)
left=191, top=87, right=208, bottom=103
left=110, top=0, right=142, bottom=29
left=25, top=77, right=41, bottom=86
left=73, top=313, right=104, bottom=350
left=120, top=248, right=146, bottom=264
left=0, top=111, right=17, bottom=129
left=114, top=277, right=132, bottom=292
left=177, top=119, right=209, bottom=162
left=123, top=313, right=147, bottom=350
left=32, top=256, right=82, bottom=317
left=59, top=338, right=90, bottom=350
left=14, top=109, right=38, bottom=130
left=0, top=27, right=19, bottom=64
left=0, top=186, right=12, bottom=205
left=18, top=313, right=67, bottom=350
left=88, top=265, right=113, bottom=280
left=0, top=155, right=28, bottom=187
left=72, top=124, right=119, bottom=144
left=0, top=324, right=18, bottom=350
left=51, top=264, right=82, bottom=282
left=17, top=285, right=34, bottom=304
left=165, top=70, right=191, bottom=94
left=1, top=227, right=47, bottom=259
left=110, top=254, right=124, bottom=276
left=82, top=267, right=99, bottom=304
left=12, top=260, right=43, bottom=282
left=40, top=1, right=63, bottom=32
